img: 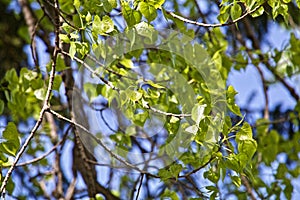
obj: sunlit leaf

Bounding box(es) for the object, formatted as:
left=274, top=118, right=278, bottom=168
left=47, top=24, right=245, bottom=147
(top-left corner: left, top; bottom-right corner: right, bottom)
left=138, top=2, right=157, bottom=22
left=230, top=2, right=242, bottom=20
left=0, top=122, right=20, bottom=157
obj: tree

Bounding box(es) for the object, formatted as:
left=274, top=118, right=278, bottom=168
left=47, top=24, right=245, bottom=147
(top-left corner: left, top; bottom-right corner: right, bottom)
left=0, top=0, right=300, bottom=199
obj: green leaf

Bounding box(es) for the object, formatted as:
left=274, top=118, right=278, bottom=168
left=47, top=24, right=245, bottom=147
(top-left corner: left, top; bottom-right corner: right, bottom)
left=269, top=1, right=289, bottom=22
left=204, top=170, right=219, bottom=183
left=59, top=34, right=70, bottom=43
left=6, top=178, right=15, bottom=195
left=122, top=1, right=142, bottom=27
left=146, top=81, right=165, bottom=89
left=86, top=12, right=92, bottom=22
left=31, top=76, right=44, bottom=90
left=52, top=75, right=62, bottom=91
left=56, top=55, right=69, bottom=72
left=23, top=70, right=38, bottom=81
left=73, top=0, right=80, bottom=10
left=77, top=42, right=89, bottom=57
left=5, top=68, right=19, bottom=84
left=256, top=118, right=269, bottom=135
left=251, top=6, right=264, bottom=17
left=127, top=89, right=142, bottom=102
left=236, top=122, right=252, bottom=141
left=134, top=22, right=155, bottom=41
left=108, top=0, right=117, bottom=8
left=92, top=15, right=114, bottom=36
left=170, top=116, right=180, bottom=123
left=152, top=0, right=165, bottom=8
left=191, top=104, right=206, bottom=125
left=283, top=180, right=293, bottom=199
left=0, top=153, right=9, bottom=165
left=100, top=15, right=115, bottom=34
left=70, top=32, right=79, bottom=39
left=246, top=0, right=257, bottom=8
left=286, top=65, right=293, bottom=77
left=276, top=163, right=287, bottom=179
left=95, top=194, right=104, bottom=200
left=212, top=51, right=222, bottom=70
left=84, top=82, right=99, bottom=101
left=238, top=139, right=257, bottom=159
left=210, top=192, right=218, bottom=200
left=0, top=99, right=4, bottom=115
left=225, top=154, right=240, bottom=172
left=34, top=88, right=46, bottom=101
left=125, top=125, right=136, bottom=137
left=161, top=189, right=179, bottom=200
left=226, top=85, right=242, bottom=116
left=69, top=42, right=76, bottom=60
left=103, top=0, right=113, bottom=12
left=231, top=175, right=241, bottom=187
left=0, top=122, right=20, bottom=157
left=218, top=5, right=230, bottom=23
left=231, top=2, right=242, bottom=20
left=133, top=112, right=148, bottom=126
left=185, top=125, right=198, bottom=135
left=236, top=122, right=257, bottom=162
left=158, top=164, right=183, bottom=181
left=205, top=186, right=218, bottom=192
left=169, top=164, right=182, bottom=179
left=138, top=2, right=157, bottom=22
left=158, top=168, right=173, bottom=181
left=119, top=58, right=133, bottom=69
left=234, top=52, right=248, bottom=70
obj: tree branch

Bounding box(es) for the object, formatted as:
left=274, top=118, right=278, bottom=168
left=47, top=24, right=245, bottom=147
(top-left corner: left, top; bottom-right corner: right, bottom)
left=164, top=3, right=263, bottom=28
left=241, top=175, right=257, bottom=200
left=134, top=174, right=144, bottom=200
left=48, top=109, right=159, bottom=178
left=0, top=0, right=61, bottom=195
left=16, top=127, right=69, bottom=167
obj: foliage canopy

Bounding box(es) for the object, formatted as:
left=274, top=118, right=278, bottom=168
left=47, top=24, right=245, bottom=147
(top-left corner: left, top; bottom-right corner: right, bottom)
left=0, top=0, right=300, bottom=199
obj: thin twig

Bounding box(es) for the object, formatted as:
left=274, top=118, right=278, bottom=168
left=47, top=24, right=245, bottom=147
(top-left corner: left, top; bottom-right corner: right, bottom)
left=16, top=127, right=69, bottom=166
left=164, top=4, right=263, bottom=28
left=266, top=65, right=300, bottom=101
left=241, top=175, right=257, bottom=200
left=178, top=153, right=215, bottom=178
left=254, top=113, right=299, bottom=127
left=255, top=65, right=269, bottom=120
left=86, top=54, right=138, bottom=81
left=98, top=108, right=119, bottom=133
left=186, top=176, right=206, bottom=198
left=18, top=0, right=38, bottom=64
left=41, top=0, right=80, bottom=30
left=241, top=17, right=269, bottom=119
left=135, top=174, right=144, bottom=200
left=61, top=50, right=119, bottom=91
left=147, top=105, right=191, bottom=118
left=30, top=15, right=45, bottom=71
left=65, top=178, right=77, bottom=200
left=86, top=158, right=131, bottom=168
left=38, top=179, right=51, bottom=200
left=48, top=109, right=160, bottom=178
